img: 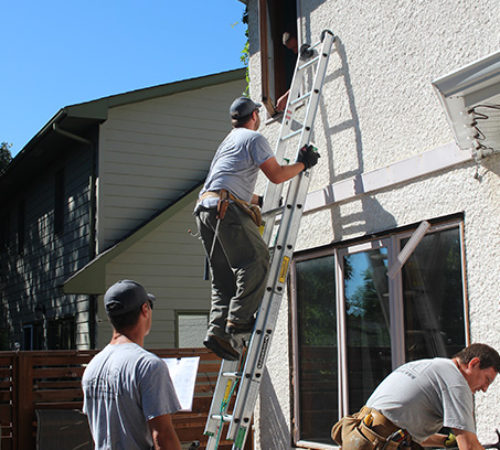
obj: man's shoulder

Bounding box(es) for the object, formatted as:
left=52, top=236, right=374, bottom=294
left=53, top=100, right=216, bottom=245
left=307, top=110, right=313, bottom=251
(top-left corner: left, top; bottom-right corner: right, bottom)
left=233, top=127, right=265, bottom=141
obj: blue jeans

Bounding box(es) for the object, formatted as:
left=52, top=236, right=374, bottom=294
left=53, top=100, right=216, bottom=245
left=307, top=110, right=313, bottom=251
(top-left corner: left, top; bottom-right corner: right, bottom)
left=195, top=204, right=270, bottom=339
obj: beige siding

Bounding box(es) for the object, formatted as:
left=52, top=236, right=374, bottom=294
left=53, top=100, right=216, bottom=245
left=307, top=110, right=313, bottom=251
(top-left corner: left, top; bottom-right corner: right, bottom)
left=97, top=200, right=209, bottom=349
left=97, top=79, right=245, bottom=252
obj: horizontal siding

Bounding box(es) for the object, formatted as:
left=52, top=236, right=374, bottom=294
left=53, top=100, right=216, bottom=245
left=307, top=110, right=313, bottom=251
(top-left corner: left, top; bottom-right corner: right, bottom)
left=102, top=200, right=211, bottom=349
left=97, top=77, right=245, bottom=251
left=0, top=142, right=94, bottom=349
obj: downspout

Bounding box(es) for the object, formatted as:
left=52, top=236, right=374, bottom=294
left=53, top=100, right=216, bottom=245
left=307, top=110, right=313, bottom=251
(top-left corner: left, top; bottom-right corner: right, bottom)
left=53, top=123, right=98, bottom=348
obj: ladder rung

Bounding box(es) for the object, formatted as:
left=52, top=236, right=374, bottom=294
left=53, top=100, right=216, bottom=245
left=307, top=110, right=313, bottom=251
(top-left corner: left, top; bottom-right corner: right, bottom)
left=298, top=55, right=319, bottom=71
left=211, top=414, right=233, bottom=422
left=290, top=91, right=311, bottom=106
left=222, top=371, right=242, bottom=378
left=281, top=128, right=302, bottom=141
left=262, top=205, right=284, bottom=217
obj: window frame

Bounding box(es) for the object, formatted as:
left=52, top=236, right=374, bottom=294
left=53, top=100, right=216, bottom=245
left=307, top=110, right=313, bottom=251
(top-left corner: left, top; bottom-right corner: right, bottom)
left=290, top=217, right=469, bottom=448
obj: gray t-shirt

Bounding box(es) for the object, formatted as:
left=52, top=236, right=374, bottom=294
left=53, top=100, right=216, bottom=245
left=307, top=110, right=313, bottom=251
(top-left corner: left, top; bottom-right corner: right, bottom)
left=200, top=127, right=274, bottom=204
left=82, top=343, right=182, bottom=450
left=366, top=358, right=475, bottom=443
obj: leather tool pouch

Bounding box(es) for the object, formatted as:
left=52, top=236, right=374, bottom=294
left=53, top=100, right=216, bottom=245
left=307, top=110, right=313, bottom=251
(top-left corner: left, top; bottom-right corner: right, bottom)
left=331, top=413, right=362, bottom=446
left=220, top=190, right=262, bottom=227
left=217, top=190, right=230, bottom=220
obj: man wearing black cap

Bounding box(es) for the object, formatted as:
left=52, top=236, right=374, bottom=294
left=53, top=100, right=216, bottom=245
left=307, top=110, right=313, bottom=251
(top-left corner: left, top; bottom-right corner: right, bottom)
left=195, top=96, right=320, bottom=361
left=82, top=280, right=182, bottom=450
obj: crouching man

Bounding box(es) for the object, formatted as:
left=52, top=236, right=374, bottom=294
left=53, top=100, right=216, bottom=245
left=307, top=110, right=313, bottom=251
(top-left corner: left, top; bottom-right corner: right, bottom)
left=331, top=343, right=500, bottom=449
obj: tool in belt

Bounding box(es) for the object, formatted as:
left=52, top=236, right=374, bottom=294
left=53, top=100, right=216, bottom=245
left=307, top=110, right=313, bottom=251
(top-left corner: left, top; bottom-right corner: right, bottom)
left=361, top=412, right=411, bottom=449
left=199, top=189, right=262, bottom=259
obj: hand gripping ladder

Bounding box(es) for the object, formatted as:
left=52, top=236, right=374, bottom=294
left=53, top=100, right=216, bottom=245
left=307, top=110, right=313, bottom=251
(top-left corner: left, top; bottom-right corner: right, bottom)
left=204, top=30, right=336, bottom=450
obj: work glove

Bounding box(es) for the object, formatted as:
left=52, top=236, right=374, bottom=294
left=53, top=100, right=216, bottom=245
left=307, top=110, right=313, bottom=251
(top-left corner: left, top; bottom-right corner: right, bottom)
left=444, top=432, right=457, bottom=448
left=296, top=144, right=320, bottom=170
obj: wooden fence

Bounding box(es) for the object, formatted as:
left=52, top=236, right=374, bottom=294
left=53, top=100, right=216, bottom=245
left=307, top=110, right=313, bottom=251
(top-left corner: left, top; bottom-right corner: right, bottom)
left=0, top=348, right=252, bottom=450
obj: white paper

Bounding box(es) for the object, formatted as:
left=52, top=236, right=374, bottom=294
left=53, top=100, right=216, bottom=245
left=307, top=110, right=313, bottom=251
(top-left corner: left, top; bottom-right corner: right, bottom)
left=163, top=356, right=200, bottom=412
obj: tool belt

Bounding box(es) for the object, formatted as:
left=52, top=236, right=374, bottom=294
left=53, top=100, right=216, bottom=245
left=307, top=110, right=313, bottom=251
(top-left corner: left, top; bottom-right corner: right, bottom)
left=198, top=190, right=262, bottom=227
left=331, top=406, right=413, bottom=449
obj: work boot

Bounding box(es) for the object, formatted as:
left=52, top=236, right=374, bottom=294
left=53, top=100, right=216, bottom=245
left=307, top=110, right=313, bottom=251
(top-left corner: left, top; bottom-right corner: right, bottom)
left=203, top=334, right=240, bottom=361
left=225, top=318, right=255, bottom=336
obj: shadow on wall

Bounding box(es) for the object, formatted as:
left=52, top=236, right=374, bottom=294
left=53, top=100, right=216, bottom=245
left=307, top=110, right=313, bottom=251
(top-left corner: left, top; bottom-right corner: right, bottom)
left=317, top=37, right=397, bottom=238
left=258, top=370, right=291, bottom=450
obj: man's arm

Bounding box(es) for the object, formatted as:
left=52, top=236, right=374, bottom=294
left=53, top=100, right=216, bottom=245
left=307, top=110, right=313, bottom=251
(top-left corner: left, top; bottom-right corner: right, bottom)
left=453, top=429, right=484, bottom=450
left=149, top=414, right=181, bottom=450
left=420, top=433, right=449, bottom=447
left=260, top=156, right=305, bottom=184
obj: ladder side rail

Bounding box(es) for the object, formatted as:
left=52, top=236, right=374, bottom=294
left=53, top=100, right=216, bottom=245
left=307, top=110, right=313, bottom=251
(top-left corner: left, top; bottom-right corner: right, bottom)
left=228, top=31, right=336, bottom=447
left=261, top=31, right=334, bottom=244
left=204, top=29, right=336, bottom=450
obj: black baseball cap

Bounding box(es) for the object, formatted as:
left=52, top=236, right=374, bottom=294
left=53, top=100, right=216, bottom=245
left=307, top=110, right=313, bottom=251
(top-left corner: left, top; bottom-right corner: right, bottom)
left=104, top=280, right=155, bottom=316
left=229, top=97, right=261, bottom=119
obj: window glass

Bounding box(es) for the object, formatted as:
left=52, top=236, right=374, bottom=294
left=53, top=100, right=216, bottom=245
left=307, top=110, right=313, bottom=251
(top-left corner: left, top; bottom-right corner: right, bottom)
left=295, top=255, right=337, bottom=444
left=22, top=323, right=43, bottom=350
left=402, top=228, right=465, bottom=361
left=47, top=317, right=75, bottom=350
left=178, top=314, right=208, bottom=348
left=343, top=248, right=392, bottom=413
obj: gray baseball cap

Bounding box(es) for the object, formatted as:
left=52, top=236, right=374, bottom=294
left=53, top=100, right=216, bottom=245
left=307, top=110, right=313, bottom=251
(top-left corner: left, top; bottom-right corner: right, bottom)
left=229, top=97, right=261, bottom=119
left=104, top=280, right=155, bottom=316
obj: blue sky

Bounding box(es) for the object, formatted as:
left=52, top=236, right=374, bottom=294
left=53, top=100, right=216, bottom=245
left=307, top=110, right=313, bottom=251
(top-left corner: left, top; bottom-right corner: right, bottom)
left=2, top=1, right=247, bottom=157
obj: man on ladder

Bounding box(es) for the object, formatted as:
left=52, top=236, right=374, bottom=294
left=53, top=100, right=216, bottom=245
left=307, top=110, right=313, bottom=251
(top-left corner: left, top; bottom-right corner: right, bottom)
left=194, top=96, right=320, bottom=361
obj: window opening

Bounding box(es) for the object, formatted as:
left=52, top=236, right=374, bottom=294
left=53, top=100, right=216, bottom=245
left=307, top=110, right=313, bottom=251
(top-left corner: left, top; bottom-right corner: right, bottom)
left=22, top=322, right=43, bottom=350
left=47, top=317, right=75, bottom=350
left=259, top=0, right=298, bottom=115
left=291, top=220, right=467, bottom=446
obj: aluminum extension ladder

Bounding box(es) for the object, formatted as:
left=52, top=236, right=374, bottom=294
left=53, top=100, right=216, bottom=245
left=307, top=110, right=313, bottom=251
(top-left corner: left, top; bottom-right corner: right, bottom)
left=203, top=30, right=336, bottom=450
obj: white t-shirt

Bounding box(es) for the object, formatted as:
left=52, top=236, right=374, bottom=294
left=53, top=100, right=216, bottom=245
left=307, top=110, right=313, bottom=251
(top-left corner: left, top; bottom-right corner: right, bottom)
left=199, top=127, right=274, bottom=204
left=366, top=358, right=475, bottom=443
left=82, top=343, right=181, bottom=449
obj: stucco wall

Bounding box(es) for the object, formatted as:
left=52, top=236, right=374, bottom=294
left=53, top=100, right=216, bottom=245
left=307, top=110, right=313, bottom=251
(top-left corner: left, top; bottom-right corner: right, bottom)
left=247, top=0, right=500, bottom=447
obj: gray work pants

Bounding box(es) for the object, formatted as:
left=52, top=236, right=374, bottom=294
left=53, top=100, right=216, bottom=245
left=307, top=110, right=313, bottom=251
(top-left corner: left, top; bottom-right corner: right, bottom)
left=195, top=204, right=270, bottom=339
